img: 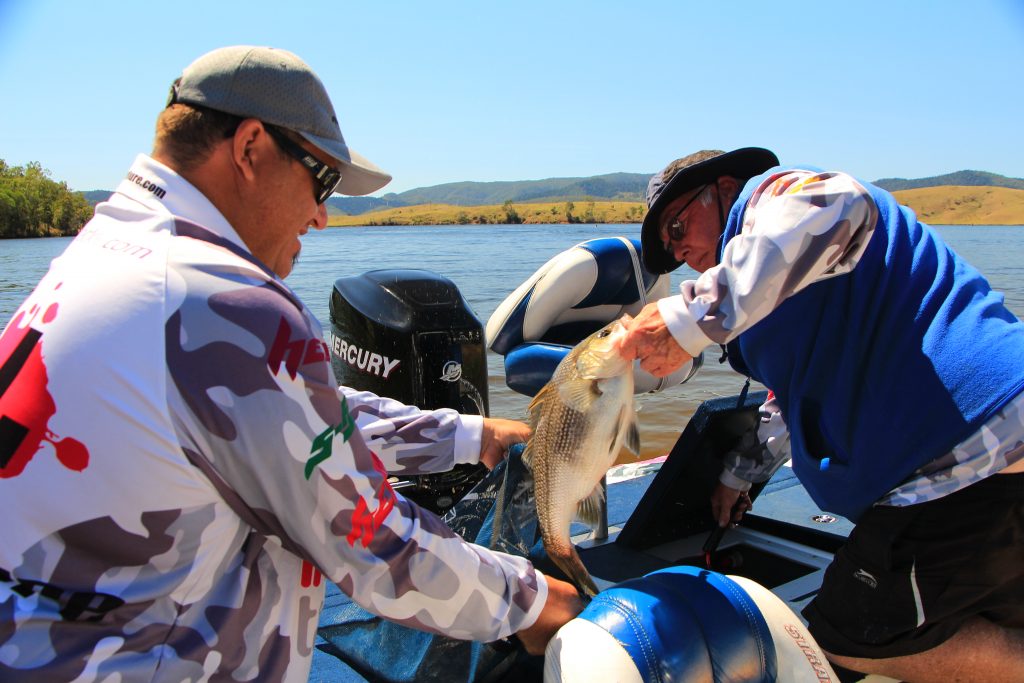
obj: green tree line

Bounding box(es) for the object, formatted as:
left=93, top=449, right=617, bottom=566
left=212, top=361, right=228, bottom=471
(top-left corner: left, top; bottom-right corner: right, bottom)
left=0, top=159, right=94, bottom=238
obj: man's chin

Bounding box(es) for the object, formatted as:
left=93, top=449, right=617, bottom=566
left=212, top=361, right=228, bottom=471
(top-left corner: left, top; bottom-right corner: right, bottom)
left=285, top=249, right=301, bottom=277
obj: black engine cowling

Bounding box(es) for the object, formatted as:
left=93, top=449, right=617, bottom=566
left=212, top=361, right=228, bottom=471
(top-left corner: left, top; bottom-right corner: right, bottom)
left=329, top=269, right=490, bottom=514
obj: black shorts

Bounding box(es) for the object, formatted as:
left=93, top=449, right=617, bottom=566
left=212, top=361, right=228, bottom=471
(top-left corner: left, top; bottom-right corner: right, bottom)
left=802, top=473, right=1024, bottom=659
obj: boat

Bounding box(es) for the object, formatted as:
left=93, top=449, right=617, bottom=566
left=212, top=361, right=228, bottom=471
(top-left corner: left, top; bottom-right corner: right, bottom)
left=310, top=240, right=892, bottom=682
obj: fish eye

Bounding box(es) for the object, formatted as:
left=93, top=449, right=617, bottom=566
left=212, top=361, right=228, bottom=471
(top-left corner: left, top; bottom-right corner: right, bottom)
left=598, top=329, right=611, bottom=338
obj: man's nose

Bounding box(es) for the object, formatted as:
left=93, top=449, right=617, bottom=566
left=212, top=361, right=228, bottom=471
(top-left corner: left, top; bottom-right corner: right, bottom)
left=672, top=240, right=686, bottom=261
left=311, top=202, right=328, bottom=230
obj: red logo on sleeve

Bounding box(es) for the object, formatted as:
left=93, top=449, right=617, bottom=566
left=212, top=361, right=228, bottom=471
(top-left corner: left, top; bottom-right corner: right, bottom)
left=346, top=454, right=397, bottom=548
left=0, top=293, right=90, bottom=478
left=299, top=560, right=323, bottom=588
left=268, top=317, right=330, bottom=380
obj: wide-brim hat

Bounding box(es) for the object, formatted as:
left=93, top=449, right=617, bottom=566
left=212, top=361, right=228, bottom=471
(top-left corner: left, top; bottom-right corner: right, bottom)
left=641, top=147, right=779, bottom=274
left=169, top=46, right=392, bottom=197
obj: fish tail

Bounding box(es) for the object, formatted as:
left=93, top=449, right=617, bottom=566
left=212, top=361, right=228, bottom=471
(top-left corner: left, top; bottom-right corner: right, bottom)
left=550, top=545, right=599, bottom=598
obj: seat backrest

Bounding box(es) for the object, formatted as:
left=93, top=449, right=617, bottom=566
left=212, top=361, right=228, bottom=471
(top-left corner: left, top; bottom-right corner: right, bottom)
left=486, top=237, right=699, bottom=396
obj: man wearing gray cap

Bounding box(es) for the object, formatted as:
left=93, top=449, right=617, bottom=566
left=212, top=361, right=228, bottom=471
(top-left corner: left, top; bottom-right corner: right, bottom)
left=0, top=46, right=582, bottom=681
left=619, top=148, right=1024, bottom=681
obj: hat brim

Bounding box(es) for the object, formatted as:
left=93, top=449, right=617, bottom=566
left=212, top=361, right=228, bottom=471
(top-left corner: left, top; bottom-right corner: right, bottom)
left=641, top=147, right=779, bottom=274
left=301, top=131, right=392, bottom=197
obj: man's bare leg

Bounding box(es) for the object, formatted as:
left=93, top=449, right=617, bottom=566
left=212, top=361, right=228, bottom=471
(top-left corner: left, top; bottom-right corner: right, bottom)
left=826, top=618, right=1024, bottom=683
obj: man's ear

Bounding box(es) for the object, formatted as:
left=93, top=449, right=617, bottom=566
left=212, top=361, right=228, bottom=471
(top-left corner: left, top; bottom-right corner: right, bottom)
left=718, top=175, right=741, bottom=199
left=230, top=119, right=268, bottom=182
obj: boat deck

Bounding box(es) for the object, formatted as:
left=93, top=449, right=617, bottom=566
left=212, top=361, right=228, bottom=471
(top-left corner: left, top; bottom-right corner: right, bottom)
left=309, top=392, right=870, bottom=682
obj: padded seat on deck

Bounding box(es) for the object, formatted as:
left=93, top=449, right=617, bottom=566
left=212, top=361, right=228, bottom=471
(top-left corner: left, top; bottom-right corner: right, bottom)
left=486, top=237, right=699, bottom=396
left=545, top=565, right=837, bottom=682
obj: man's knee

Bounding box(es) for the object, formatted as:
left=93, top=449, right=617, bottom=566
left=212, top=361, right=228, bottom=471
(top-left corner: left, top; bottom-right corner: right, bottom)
left=822, top=619, right=1024, bottom=682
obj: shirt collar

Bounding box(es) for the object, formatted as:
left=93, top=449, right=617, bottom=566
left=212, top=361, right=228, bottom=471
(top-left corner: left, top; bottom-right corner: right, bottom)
left=113, top=154, right=250, bottom=256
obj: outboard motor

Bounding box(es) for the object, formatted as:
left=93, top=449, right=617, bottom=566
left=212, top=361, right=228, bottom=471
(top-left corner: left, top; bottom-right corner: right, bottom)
left=329, top=269, right=490, bottom=514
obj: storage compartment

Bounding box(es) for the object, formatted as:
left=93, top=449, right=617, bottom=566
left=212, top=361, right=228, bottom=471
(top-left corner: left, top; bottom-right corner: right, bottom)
left=671, top=543, right=817, bottom=588
left=579, top=535, right=821, bottom=590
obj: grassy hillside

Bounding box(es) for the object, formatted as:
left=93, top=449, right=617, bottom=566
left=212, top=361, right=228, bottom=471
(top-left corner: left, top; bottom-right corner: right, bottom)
left=328, top=200, right=647, bottom=227
left=329, top=186, right=1024, bottom=227
left=892, top=186, right=1024, bottom=225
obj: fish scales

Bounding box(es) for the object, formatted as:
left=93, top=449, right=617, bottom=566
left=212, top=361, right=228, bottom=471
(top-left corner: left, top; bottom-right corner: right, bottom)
left=522, top=320, right=639, bottom=596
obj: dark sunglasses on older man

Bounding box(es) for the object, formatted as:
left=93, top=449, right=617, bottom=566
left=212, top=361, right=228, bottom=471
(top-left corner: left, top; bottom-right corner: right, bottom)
left=264, top=124, right=343, bottom=205
left=664, top=183, right=709, bottom=244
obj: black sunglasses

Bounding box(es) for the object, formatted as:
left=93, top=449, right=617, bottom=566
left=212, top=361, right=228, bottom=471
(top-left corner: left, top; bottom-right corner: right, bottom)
left=663, top=183, right=709, bottom=245
left=264, top=124, right=343, bottom=205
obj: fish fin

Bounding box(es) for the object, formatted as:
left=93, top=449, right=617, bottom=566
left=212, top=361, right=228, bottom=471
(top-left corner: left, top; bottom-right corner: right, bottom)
left=575, top=485, right=606, bottom=528
left=557, top=377, right=599, bottom=412
left=619, top=405, right=641, bottom=456
left=526, top=382, right=555, bottom=414
left=625, top=419, right=641, bottom=456
left=521, top=441, right=535, bottom=471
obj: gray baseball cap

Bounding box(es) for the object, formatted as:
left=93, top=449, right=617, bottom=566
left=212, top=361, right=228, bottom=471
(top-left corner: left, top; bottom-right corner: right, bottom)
left=168, top=45, right=391, bottom=197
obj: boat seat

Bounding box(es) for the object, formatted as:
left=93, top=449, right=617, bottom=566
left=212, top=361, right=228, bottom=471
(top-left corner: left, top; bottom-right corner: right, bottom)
left=545, top=565, right=837, bottom=682
left=485, top=237, right=700, bottom=396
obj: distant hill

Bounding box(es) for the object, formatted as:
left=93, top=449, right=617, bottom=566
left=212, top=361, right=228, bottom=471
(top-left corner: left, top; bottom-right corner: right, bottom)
left=326, top=172, right=649, bottom=215
left=892, top=186, right=1024, bottom=225
left=328, top=169, right=1024, bottom=216
left=80, top=174, right=650, bottom=212
left=81, top=190, right=113, bottom=204
left=874, top=170, right=1024, bottom=192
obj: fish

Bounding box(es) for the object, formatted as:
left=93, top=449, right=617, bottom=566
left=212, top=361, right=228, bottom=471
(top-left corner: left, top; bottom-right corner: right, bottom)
left=522, top=319, right=640, bottom=597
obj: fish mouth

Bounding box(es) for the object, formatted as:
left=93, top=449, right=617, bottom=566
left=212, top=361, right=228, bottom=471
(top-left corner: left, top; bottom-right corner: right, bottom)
left=575, top=346, right=630, bottom=378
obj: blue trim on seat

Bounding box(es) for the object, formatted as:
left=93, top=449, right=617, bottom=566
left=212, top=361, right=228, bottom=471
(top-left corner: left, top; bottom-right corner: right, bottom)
left=577, top=238, right=643, bottom=308
left=578, top=566, right=776, bottom=683
left=489, top=291, right=531, bottom=355
left=504, top=342, right=571, bottom=397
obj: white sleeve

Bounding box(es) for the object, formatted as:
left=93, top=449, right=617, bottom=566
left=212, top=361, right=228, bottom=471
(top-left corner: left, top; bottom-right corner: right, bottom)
left=658, top=170, right=878, bottom=356
left=340, top=386, right=484, bottom=473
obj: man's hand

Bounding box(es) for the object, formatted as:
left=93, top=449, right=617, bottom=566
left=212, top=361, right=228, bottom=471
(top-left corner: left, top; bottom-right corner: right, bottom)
left=618, top=303, right=692, bottom=378
left=479, top=418, right=531, bottom=469
left=515, top=576, right=586, bottom=655
left=711, top=482, right=752, bottom=528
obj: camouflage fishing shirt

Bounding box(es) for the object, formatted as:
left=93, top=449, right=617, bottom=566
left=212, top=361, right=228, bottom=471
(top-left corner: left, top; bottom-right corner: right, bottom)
left=0, top=155, right=545, bottom=681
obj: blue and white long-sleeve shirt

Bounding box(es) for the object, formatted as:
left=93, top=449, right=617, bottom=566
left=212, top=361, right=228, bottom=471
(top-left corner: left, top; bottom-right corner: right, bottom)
left=656, top=169, right=1024, bottom=516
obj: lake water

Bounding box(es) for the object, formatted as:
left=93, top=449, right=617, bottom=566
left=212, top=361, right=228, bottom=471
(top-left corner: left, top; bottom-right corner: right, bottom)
left=3, top=224, right=1023, bottom=458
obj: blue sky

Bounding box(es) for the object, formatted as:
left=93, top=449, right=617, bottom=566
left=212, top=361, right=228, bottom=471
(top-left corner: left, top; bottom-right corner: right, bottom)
left=1, top=0, right=1022, bottom=196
